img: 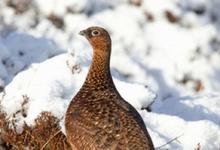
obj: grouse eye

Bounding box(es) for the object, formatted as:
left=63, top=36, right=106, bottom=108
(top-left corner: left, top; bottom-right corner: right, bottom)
left=91, top=30, right=100, bottom=36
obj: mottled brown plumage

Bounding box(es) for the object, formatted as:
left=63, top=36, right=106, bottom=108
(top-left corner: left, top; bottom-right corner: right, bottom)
left=65, top=26, right=154, bottom=150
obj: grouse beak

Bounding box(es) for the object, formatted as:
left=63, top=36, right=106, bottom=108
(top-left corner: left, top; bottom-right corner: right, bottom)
left=79, top=30, right=87, bottom=36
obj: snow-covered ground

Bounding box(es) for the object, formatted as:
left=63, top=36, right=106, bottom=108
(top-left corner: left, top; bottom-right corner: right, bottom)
left=0, top=0, right=220, bottom=149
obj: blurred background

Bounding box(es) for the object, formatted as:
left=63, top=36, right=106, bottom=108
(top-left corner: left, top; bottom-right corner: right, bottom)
left=0, top=0, right=220, bottom=149
left=0, top=0, right=220, bottom=101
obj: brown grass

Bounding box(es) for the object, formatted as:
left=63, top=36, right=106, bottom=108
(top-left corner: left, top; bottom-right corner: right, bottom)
left=0, top=111, right=71, bottom=150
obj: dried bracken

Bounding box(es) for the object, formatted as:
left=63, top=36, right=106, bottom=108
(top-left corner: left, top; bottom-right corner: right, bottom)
left=194, top=143, right=201, bottom=150
left=144, top=11, right=154, bottom=22
left=177, top=74, right=204, bottom=92
left=47, top=14, right=65, bottom=29
left=129, top=0, right=142, bottom=7
left=6, top=0, right=33, bottom=14
left=164, top=10, right=180, bottom=23
left=0, top=111, right=71, bottom=150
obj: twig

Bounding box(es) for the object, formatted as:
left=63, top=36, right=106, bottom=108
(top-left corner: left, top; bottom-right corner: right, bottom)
left=24, top=128, right=38, bottom=144
left=156, top=133, right=184, bottom=149
left=40, top=130, right=62, bottom=150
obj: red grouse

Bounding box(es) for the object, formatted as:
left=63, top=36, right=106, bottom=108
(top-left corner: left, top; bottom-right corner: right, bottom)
left=65, top=26, right=154, bottom=150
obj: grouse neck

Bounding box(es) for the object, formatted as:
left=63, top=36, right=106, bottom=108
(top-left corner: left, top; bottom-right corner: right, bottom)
left=85, top=47, right=113, bottom=86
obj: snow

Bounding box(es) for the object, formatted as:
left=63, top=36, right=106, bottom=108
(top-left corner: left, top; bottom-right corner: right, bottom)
left=0, top=0, right=220, bottom=149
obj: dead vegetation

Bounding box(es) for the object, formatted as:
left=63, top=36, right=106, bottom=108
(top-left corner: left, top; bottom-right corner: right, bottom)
left=194, top=143, right=201, bottom=150
left=0, top=111, right=71, bottom=150
left=164, top=10, right=180, bottom=23
left=176, top=74, right=204, bottom=92
left=47, top=14, right=65, bottom=29
left=6, top=0, right=33, bottom=14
